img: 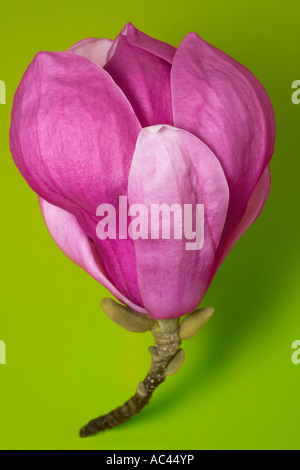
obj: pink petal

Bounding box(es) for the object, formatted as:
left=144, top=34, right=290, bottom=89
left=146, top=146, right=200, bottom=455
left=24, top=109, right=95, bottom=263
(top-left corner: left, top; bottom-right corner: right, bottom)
left=172, top=33, right=276, bottom=242
left=215, top=166, right=271, bottom=272
left=104, top=23, right=174, bottom=127
left=128, top=125, right=229, bottom=319
left=39, top=197, right=147, bottom=314
left=10, top=51, right=143, bottom=306
left=68, top=37, right=113, bottom=67
left=107, top=23, right=176, bottom=64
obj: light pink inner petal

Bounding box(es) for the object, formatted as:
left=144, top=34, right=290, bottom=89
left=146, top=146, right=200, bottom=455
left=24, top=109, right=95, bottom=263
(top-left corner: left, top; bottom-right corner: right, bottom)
left=39, top=197, right=148, bottom=314
left=128, top=125, right=229, bottom=319
left=68, top=37, right=113, bottom=67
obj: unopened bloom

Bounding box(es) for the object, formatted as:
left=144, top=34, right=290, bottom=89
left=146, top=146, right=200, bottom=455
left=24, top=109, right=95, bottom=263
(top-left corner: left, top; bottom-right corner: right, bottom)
left=10, top=23, right=276, bottom=319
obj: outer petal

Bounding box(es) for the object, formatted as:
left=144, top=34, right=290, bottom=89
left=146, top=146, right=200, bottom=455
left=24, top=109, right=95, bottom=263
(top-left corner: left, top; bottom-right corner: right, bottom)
left=128, top=125, right=229, bottom=319
left=10, top=51, right=143, bottom=306
left=39, top=198, right=147, bottom=314
left=104, top=23, right=174, bottom=127
left=214, top=166, right=271, bottom=272
left=68, top=37, right=113, bottom=67
left=172, top=33, right=276, bottom=241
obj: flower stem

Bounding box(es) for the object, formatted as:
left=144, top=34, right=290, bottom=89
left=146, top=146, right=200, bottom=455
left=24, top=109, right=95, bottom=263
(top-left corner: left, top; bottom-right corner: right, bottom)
left=80, top=318, right=182, bottom=438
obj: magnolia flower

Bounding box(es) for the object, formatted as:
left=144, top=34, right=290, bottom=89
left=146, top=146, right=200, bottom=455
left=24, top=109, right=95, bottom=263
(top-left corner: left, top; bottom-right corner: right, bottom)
left=10, top=23, right=276, bottom=436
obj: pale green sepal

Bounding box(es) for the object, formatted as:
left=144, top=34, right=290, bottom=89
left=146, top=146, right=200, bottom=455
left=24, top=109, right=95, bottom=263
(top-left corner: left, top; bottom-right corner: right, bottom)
left=101, top=298, right=154, bottom=333
left=180, top=307, right=214, bottom=340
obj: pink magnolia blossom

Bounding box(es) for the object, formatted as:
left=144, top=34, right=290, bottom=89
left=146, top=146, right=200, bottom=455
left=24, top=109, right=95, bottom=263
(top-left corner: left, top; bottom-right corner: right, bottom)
left=10, top=23, right=276, bottom=319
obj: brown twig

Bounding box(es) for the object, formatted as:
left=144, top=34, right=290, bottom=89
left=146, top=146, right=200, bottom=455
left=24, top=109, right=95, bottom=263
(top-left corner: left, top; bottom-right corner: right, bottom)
left=80, top=318, right=182, bottom=437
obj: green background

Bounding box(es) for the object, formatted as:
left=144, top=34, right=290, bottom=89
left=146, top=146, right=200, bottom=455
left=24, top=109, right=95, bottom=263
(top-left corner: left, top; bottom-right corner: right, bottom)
left=0, top=0, right=299, bottom=450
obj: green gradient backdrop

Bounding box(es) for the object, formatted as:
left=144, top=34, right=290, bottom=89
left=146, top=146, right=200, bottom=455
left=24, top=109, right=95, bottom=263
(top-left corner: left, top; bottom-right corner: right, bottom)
left=0, top=0, right=299, bottom=450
